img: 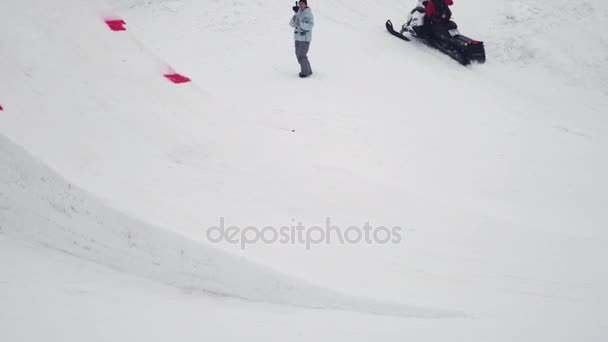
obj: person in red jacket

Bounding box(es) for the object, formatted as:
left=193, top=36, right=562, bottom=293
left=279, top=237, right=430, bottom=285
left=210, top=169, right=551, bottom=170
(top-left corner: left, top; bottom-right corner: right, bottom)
left=425, top=0, right=456, bottom=42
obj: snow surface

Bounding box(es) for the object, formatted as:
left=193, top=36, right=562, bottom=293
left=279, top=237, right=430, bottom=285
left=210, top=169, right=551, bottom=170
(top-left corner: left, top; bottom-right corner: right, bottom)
left=1, top=0, right=608, bottom=340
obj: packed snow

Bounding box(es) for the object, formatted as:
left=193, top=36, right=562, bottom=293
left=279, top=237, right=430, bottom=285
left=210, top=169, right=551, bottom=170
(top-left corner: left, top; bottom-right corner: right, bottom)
left=1, top=0, right=607, bottom=341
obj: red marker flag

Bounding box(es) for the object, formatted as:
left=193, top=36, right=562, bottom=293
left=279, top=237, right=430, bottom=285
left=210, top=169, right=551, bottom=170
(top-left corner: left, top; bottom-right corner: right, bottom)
left=105, top=19, right=126, bottom=31
left=164, top=73, right=191, bottom=84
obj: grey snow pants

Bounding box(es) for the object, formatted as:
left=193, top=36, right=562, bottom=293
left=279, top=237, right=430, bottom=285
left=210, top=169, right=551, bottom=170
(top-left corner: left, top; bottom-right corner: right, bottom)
left=295, top=41, right=312, bottom=76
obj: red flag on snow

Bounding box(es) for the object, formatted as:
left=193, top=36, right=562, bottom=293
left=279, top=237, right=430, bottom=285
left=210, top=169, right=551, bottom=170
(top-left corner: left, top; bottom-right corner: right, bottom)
left=0, top=104, right=3, bottom=111
left=105, top=19, right=126, bottom=31
left=164, top=73, right=191, bottom=84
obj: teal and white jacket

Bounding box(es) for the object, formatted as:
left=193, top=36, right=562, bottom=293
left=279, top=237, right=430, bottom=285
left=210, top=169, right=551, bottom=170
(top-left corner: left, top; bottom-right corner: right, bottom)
left=289, top=7, right=314, bottom=42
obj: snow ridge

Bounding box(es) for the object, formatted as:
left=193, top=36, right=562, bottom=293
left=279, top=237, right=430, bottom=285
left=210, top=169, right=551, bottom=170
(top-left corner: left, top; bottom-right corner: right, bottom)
left=0, top=134, right=460, bottom=318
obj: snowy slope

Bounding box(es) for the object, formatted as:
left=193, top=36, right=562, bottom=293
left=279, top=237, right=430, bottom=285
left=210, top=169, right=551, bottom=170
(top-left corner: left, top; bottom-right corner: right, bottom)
left=1, top=0, right=608, bottom=340
left=0, top=133, right=456, bottom=317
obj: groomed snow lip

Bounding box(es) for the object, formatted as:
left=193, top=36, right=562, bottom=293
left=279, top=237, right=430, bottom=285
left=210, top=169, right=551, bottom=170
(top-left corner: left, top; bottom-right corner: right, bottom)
left=0, top=133, right=464, bottom=319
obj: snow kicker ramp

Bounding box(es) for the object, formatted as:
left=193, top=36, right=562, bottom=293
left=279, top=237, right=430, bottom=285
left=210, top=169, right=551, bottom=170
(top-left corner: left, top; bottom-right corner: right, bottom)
left=0, top=134, right=459, bottom=318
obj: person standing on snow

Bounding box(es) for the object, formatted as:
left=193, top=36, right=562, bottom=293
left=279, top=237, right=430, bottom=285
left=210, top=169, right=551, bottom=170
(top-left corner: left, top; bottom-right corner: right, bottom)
left=289, top=0, right=315, bottom=78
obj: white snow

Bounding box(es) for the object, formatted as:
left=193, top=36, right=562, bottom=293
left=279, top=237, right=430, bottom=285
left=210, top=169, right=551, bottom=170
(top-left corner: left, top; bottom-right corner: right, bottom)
left=1, top=0, right=607, bottom=341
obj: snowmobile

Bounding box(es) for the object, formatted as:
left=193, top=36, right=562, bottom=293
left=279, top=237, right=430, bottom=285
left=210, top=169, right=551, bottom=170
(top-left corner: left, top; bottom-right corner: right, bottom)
left=385, top=4, right=485, bottom=66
